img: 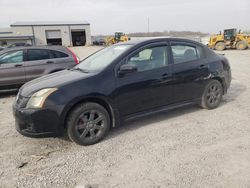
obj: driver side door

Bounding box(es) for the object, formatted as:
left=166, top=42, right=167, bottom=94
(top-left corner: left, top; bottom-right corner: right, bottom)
left=114, top=42, right=173, bottom=117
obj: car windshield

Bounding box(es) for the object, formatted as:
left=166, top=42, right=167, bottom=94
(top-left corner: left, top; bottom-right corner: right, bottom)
left=75, top=44, right=133, bottom=72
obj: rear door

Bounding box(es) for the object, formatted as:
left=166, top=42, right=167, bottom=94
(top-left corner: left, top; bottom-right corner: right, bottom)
left=170, top=41, right=209, bottom=103
left=48, top=49, right=75, bottom=68
left=0, top=50, right=25, bottom=88
left=24, top=49, right=51, bottom=82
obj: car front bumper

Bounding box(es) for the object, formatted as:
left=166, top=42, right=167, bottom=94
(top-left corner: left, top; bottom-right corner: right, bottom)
left=13, top=104, right=63, bottom=138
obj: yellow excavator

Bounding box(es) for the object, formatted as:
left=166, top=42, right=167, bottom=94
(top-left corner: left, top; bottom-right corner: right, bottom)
left=106, top=32, right=130, bottom=46
left=208, top=28, right=250, bottom=51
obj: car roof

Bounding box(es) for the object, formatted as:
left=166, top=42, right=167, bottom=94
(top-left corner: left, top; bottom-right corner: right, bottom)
left=0, top=45, right=68, bottom=54
left=115, top=37, right=204, bottom=47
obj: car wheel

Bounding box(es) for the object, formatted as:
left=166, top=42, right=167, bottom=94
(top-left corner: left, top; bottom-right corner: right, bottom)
left=215, top=42, right=226, bottom=51
left=236, top=41, right=248, bottom=50
left=200, top=79, right=223, bottom=109
left=67, top=102, right=110, bottom=145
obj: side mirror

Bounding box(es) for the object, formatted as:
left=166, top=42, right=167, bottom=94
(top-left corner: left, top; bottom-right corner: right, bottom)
left=118, top=64, right=137, bottom=76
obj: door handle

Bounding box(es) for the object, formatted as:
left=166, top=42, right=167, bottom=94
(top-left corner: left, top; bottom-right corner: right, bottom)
left=46, top=61, right=54, bottom=64
left=161, top=73, right=169, bottom=80
left=14, top=64, right=23, bottom=67
left=199, top=64, right=207, bottom=69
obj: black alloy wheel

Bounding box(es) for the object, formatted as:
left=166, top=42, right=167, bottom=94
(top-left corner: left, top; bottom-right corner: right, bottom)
left=67, top=103, right=110, bottom=145
left=200, top=80, right=223, bottom=109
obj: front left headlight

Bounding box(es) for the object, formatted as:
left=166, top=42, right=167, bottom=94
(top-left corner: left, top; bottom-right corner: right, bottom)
left=26, top=88, right=58, bottom=109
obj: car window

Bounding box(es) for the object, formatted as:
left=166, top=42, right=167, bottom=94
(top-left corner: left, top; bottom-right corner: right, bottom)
left=171, top=44, right=202, bottom=64
left=0, top=50, right=23, bottom=64
left=27, top=49, right=50, bottom=61
left=77, top=44, right=133, bottom=72
left=50, top=50, right=68, bottom=59
left=127, top=46, right=168, bottom=72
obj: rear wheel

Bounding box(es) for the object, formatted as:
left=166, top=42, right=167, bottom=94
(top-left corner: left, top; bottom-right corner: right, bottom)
left=200, top=80, right=223, bottom=109
left=215, top=42, right=226, bottom=51
left=67, top=102, right=110, bottom=145
left=236, top=41, right=248, bottom=50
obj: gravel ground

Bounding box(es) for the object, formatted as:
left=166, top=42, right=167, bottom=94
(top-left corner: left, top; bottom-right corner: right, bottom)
left=0, top=47, right=250, bottom=188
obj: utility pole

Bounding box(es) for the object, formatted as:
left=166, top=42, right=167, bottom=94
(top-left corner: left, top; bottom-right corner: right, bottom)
left=147, top=17, right=150, bottom=33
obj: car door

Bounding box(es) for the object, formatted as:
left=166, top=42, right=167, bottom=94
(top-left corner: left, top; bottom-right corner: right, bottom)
left=170, top=41, right=209, bottom=103
left=48, top=49, right=75, bottom=68
left=114, top=43, right=173, bottom=116
left=0, top=50, right=25, bottom=88
left=24, top=49, right=51, bottom=82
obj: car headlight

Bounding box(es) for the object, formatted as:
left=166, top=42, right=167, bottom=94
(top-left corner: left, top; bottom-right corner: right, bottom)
left=26, top=88, right=58, bottom=109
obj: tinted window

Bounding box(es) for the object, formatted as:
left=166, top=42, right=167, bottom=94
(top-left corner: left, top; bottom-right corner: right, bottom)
left=50, top=50, right=68, bottom=59
left=127, top=46, right=168, bottom=72
left=28, top=49, right=50, bottom=61
left=0, top=50, right=23, bottom=64
left=171, top=44, right=202, bottom=64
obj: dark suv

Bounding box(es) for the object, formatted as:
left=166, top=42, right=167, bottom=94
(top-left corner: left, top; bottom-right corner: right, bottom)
left=13, top=38, right=231, bottom=145
left=6, top=42, right=31, bottom=48
left=0, top=46, right=79, bottom=89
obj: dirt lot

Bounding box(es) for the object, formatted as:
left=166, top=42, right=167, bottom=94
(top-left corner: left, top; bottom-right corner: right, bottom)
left=0, top=47, right=250, bottom=188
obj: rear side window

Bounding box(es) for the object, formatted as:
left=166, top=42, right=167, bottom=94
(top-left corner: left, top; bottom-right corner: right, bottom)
left=171, top=44, right=203, bottom=64
left=0, top=50, right=23, bottom=64
left=50, top=50, right=68, bottom=59
left=27, top=49, right=50, bottom=61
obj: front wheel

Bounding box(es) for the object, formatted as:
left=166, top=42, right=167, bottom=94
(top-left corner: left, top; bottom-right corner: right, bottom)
left=67, top=103, right=110, bottom=145
left=200, top=80, right=223, bottom=109
left=215, top=42, right=226, bottom=51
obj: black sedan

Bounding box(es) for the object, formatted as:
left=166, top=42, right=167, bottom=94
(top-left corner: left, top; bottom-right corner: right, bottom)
left=13, top=38, right=231, bottom=145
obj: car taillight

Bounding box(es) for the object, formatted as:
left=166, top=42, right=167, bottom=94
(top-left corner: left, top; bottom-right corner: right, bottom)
left=67, top=48, right=79, bottom=64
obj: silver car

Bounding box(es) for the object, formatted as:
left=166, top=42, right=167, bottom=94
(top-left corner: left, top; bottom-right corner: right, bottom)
left=0, top=46, right=79, bottom=89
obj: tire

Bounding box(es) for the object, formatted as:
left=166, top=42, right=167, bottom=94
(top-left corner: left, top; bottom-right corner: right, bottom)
left=67, top=102, right=110, bottom=145
left=236, top=41, right=248, bottom=50
left=215, top=42, right=226, bottom=51
left=200, top=79, right=223, bottom=110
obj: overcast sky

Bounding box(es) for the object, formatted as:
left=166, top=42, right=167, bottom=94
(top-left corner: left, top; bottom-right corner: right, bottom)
left=0, top=0, right=249, bottom=35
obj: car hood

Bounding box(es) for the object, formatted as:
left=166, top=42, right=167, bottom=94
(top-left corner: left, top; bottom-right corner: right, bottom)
left=19, top=69, right=96, bottom=97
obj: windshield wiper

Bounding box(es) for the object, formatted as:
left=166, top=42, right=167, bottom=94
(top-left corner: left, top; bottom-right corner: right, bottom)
left=71, top=67, right=89, bottom=73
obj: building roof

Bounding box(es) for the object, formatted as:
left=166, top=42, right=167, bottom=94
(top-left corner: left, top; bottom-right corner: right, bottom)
left=10, top=21, right=90, bottom=27
left=0, top=28, right=12, bottom=33
left=0, top=35, right=34, bottom=39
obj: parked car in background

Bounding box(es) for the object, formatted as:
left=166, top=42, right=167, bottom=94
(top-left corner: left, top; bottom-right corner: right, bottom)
left=13, top=38, right=231, bottom=146
left=6, top=42, right=31, bottom=48
left=93, top=38, right=106, bottom=45
left=0, top=46, right=79, bottom=89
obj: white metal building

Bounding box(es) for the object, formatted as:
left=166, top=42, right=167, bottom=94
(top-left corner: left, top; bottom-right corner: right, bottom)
left=0, top=21, right=91, bottom=46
